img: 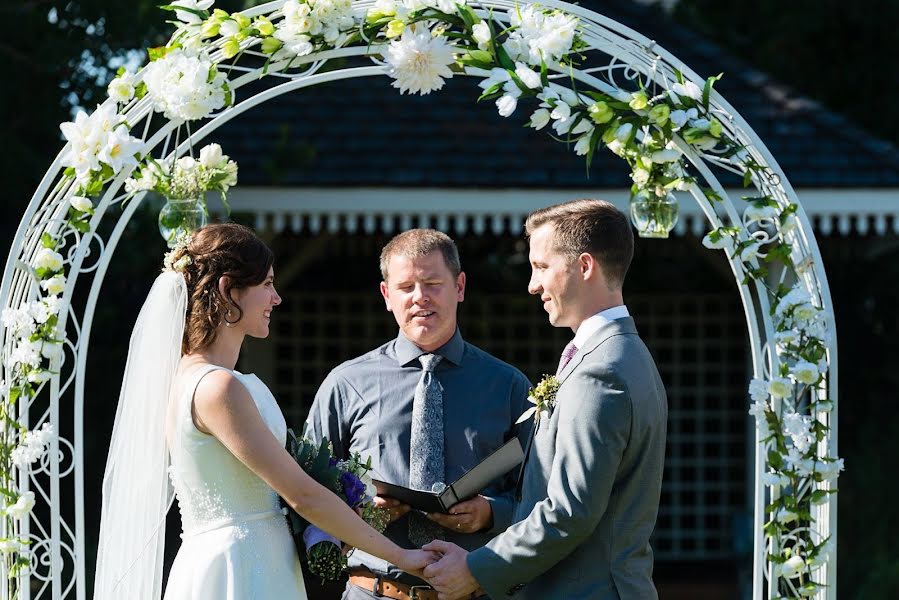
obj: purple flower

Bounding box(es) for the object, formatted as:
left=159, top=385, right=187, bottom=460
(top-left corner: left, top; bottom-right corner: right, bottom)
left=340, top=471, right=366, bottom=507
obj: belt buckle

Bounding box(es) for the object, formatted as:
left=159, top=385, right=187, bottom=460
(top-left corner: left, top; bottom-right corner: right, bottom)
left=408, top=584, right=432, bottom=600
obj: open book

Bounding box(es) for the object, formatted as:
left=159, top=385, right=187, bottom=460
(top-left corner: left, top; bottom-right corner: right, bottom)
left=372, top=437, right=524, bottom=514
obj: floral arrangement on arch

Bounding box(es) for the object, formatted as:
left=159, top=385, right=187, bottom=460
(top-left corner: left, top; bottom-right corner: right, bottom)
left=0, top=1, right=840, bottom=598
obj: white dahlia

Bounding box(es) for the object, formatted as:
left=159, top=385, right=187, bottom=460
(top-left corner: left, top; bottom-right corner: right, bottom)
left=386, top=25, right=456, bottom=95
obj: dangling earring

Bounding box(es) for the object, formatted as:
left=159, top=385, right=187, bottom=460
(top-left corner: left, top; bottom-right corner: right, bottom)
left=225, top=309, right=235, bottom=328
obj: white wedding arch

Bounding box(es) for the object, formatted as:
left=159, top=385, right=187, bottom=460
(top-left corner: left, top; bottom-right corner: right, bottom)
left=0, top=1, right=839, bottom=599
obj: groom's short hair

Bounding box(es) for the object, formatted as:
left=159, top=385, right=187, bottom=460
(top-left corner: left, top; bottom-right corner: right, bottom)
left=380, top=228, right=462, bottom=281
left=525, top=199, right=634, bottom=289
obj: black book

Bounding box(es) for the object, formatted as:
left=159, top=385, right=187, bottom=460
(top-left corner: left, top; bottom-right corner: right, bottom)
left=372, top=437, right=524, bottom=514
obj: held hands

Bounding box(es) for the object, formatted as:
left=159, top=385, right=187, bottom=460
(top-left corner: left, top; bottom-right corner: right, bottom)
left=425, top=495, right=493, bottom=534
left=422, top=541, right=480, bottom=600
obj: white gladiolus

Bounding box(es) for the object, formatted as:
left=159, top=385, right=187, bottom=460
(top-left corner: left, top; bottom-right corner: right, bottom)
left=574, top=135, right=592, bottom=156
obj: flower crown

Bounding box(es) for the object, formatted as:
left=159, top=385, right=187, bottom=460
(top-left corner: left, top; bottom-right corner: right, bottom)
left=162, top=232, right=194, bottom=273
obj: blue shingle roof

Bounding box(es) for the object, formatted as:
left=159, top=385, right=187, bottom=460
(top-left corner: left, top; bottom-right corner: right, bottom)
left=212, top=0, right=899, bottom=188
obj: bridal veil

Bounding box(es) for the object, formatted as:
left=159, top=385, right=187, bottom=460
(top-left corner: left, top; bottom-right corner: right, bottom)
left=93, top=271, right=186, bottom=600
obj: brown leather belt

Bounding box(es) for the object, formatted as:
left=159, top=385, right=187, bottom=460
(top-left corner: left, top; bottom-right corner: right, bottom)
left=349, top=571, right=439, bottom=600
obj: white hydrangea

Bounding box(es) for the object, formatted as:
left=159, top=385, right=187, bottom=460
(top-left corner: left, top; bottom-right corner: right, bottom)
left=10, top=424, right=56, bottom=468
left=748, top=378, right=769, bottom=402
left=504, top=5, right=577, bottom=66
left=783, top=411, right=815, bottom=453
left=143, top=49, right=227, bottom=121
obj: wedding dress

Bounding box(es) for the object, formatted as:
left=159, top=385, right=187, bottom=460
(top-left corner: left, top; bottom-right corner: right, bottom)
left=163, top=364, right=307, bottom=599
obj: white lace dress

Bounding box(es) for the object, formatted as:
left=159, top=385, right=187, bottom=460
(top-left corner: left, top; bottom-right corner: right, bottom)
left=163, top=366, right=307, bottom=599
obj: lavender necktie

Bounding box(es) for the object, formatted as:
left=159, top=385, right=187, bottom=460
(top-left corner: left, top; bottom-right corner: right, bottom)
left=408, top=353, right=445, bottom=546
left=557, top=341, right=578, bottom=375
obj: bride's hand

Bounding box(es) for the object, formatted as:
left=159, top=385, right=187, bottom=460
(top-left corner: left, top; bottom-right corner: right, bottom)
left=396, top=548, right=440, bottom=576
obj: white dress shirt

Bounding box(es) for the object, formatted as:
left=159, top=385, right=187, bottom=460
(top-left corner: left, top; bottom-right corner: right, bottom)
left=571, top=305, right=630, bottom=348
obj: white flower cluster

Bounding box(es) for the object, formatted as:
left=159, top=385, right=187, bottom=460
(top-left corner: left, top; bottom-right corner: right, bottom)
left=385, top=24, right=456, bottom=95
left=60, top=103, right=142, bottom=186
left=273, top=0, right=355, bottom=57
left=125, top=143, right=238, bottom=199
left=504, top=5, right=577, bottom=66
left=2, top=296, right=63, bottom=375
left=478, top=63, right=544, bottom=119
left=10, top=424, right=55, bottom=468
left=775, top=284, right=830, bottom=343
left=143, top=49, right=228, bottom=121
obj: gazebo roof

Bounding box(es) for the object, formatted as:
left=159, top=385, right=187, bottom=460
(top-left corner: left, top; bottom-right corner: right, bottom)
left=212, top=0, right=899, bottom=189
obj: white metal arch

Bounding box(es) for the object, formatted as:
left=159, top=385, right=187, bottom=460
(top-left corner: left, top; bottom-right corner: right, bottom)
left=1, top=2, right=837, bottom=599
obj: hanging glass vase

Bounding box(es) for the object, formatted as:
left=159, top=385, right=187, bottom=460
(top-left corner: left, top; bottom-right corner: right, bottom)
left=158, top=196, right=208, bottom=248
left=628, top=189, right=679, bottom=239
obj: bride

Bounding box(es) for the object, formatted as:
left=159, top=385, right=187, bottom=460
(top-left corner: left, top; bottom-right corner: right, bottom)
left=93, top=223, right=434, bottom=599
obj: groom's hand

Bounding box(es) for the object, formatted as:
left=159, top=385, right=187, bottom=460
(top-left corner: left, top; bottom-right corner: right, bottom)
left=373, top=495, right=411, bottom=524
left=422, top=540, right=480, bottom=600
left=425, top=495, right=492, bottom=534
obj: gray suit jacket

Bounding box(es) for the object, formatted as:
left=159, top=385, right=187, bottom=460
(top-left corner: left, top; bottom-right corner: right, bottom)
left=468, top=317, right=667, bottom=599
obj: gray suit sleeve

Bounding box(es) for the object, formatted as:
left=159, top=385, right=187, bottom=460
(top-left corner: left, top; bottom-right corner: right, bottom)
left=467, top=366, right=631, bottom=596
left=483, top=372, right=533, bottom=534
left=303, top=370, right=350, bottom=458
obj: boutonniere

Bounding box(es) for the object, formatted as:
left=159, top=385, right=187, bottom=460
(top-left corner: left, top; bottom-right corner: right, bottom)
left=516, top=375, right=561, bottom=425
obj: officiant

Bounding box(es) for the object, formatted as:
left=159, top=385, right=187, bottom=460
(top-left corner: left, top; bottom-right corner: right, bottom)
left=305, top=229, right=531, bottom=600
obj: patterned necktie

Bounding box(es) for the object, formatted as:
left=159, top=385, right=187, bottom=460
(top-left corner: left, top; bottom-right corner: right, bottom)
left=408, top=353, right=445, bottom=546
left=557, top=341, right=578, bottom=375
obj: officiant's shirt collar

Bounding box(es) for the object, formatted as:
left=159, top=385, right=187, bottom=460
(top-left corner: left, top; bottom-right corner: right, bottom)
left=572, top=305, right=630, bottom=348
left=396, top=328, right=464, bottom=367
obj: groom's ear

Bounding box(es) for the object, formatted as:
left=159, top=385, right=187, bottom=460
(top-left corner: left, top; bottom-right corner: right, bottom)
left=578, top=252, right=597, bottom=280
left=379, top=281, right=392, bottom=312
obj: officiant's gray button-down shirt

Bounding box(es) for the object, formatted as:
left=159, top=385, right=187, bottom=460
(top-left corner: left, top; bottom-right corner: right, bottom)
left=304, top=329, right=531, bottom=583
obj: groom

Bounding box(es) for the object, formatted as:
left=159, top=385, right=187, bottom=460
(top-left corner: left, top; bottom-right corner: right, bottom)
left=423, top=199, right=668, bottom=599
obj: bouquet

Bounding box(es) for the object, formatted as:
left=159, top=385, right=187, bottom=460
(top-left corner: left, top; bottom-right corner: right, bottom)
left=282, top=429, right=389, bottom=582
left=124, top=142, right=238, bottom=212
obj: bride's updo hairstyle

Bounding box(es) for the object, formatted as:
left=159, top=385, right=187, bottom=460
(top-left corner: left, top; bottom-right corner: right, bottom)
left=167, top=223, right=274, bottom=354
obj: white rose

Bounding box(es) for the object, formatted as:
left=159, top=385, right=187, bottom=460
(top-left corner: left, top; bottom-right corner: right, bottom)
left=70, top=195, right=93, bottom=212
left=472, top=22, right=491, bottom=48
left=529, top=108, right=550, bottom=130
left=5, top=492, right=35, bottom=519
left=792, top=361, right=819, bottom=385
left=631, top=168, right=651, bottom=187
left=768, top=377, right=792, bottom=399
left=781, top=555, right=805, bottom=578
left=40, top=275, right=66, bottom=296
left=495, top=94, right=518, bottom=117
left=33, top=248, right=64, bottom=272
left=107, top=72, right=136, bottom=103
left=199, top=143, right=224, bottom=167
left=514, top=62, right=542, bottom=89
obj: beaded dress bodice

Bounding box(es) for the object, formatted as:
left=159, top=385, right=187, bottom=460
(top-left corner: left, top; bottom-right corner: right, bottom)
left=167, top=366, right=286, bottom=536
